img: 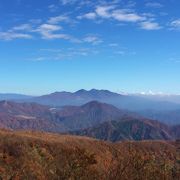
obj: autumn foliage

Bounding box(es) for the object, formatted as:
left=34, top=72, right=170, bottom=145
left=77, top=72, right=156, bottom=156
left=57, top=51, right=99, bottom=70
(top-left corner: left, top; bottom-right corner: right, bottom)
left=0, top=130, right=179, bottom=180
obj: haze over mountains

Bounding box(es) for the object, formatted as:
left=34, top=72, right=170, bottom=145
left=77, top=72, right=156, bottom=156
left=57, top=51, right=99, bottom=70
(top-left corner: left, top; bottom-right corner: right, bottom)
left=1, top=89, right=180, bottom=110
left=1, top=89, right=180, bottom=126
left=0, top=100, right=137, bottom=133
left=0, top=98, right=179, bottom=142
left=0, top=93, right=33, bottom=101
left=0, top=91, right=180, bottom=177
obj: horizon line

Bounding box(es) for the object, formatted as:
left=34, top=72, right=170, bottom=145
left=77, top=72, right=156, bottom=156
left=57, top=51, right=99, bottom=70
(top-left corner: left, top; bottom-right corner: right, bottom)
left=0, top=89, right=180, bottom=96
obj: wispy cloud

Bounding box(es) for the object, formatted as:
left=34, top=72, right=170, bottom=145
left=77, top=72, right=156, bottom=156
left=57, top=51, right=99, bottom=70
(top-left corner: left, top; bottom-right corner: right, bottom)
left=60, top=0, right=77, bottom=5
left=83, top=35, right=103, bottom=45
left=0, top=22, right=34, bottom=40
left=95, top=5, right=115, bottom=18
left=78, top=5, right=161, bottom=30
left=112, top=9, right=146, bottom=22
left=0, top=20, right=102, bottom=44
left=0, top=31, right=32, bottom=40
left=48, top=15, right=70, bottom=24
left=48, top=4, right=59, bottom=12
left=77, top=12, right=97, bottom=20
left=139, top=21, right=162, bottom=30
left=12, top=23, right=32, bottom=31
left=34, top=23, right=73, bottom=40
left=145, top=2, right=163, bottom=8
left=0, top=0, right=165, bottom=42
left=31, top=47, right=99, bottom=61
left=170, top=19, right=180, bottom=30
left=82, top=5, right=146, bottom=22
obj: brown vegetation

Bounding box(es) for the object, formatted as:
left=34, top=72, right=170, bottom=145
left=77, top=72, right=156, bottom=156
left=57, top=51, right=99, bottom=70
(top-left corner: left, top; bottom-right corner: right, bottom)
left=0, top=130, right=179, bottom=180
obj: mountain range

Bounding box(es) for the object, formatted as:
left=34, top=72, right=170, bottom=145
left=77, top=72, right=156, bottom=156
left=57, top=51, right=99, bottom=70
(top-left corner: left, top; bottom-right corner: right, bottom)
left=0, top=100, right=179, bottom=141
left=1, top=89, right=180, bottom=126
left=2, top=89, right=180, bottom=111
left=71, top=118, right=179, bottom=142
left=0, top=100, right=137, bottom=132
left=29, top=89, right=180, bottom=111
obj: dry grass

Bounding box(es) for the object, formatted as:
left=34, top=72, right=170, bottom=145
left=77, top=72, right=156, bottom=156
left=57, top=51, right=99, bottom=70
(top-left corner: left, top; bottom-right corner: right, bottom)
left=0, top=129, right=179, bottom=180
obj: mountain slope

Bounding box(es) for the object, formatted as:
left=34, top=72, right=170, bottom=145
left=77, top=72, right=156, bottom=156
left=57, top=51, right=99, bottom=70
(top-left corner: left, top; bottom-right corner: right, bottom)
left=57, top=101, right=139, bottom=131
left=0, top=130, right=179, bottom=179
left=171, top=125, right=180, bottom=139
left=0, top=101, right=67, bottom=132
left=71, top=118, right=175, bottom=142
left=0, top=100, right=179, bottom=142
left=0, top=100, right=138, bottom=132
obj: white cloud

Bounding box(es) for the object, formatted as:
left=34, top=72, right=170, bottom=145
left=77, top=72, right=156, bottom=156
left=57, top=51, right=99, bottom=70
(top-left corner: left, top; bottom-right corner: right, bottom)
left=139, top=21, right=162, bottom=30
left=170, top=19, right=180, bottom=29
left=48, top=4, right=58, bottom=12
left=12, top=24, right=32, bottom=31
left=60, top=0, right=77, bottom=5
left=35, top=24, right=63, bottom=39
left=77, top=3, right=163, bottom=31
left=31, top=47, right=99, bottom=61
left=42, top=33, right=72, bottom=40
left=48, top=15, right=70, bottom=24
left=112, top=10, right=146, bottom=22
left=77, top=12, right=97, bottom=20
left=83, top=35, right=103, bottom=45
left=38, top=24, right=62, bottom=31
left=79, top=5, right=154, bottom=27
left=34, top=23, right=80, bottom=42
left=0, top=23, right=33, bottom=40
left=146, top=2, right=163, bottom=8
left=0, top=31, right=32, bottom=40
left=95, top=5, right=115, bottom=18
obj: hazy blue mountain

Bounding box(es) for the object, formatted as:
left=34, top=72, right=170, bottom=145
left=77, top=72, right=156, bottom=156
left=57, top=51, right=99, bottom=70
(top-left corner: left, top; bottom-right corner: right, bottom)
left=0, top=93, right=33, bottom=101
left=27, top=89, right=121, bottom=106
left=0, top=100, right=179, bottom=141
left=25, top=89, right=180, bottom=111
left=139, top=109, right=180, bottom=125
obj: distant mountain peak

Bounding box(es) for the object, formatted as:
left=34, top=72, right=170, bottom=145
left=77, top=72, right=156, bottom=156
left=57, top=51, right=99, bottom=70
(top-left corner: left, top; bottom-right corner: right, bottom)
left=90, top=88, right=97, bottom=91
left=82, top=100, right=104, bottom=107
left=50, top=91, right=70, bottom=94
left=75, top=89, right=88, bottom=94
left=81, top=101, right=120, bottom=111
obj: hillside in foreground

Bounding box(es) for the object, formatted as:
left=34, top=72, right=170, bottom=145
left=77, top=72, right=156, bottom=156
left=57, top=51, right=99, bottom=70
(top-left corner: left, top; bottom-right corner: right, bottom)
left=0, top=130, right=179, bottom=180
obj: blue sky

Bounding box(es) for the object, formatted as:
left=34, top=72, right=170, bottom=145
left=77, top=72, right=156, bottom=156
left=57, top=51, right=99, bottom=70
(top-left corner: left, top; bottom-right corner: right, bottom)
left=0, top=0, right=180, bottom=95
